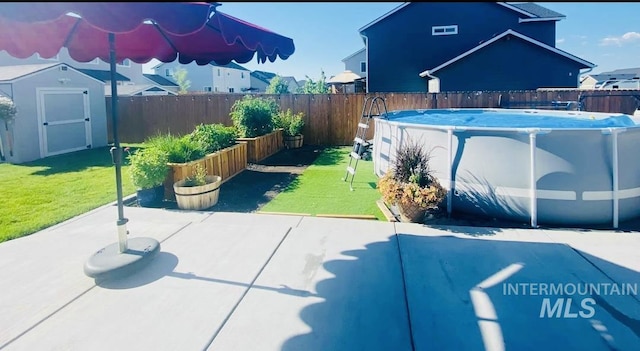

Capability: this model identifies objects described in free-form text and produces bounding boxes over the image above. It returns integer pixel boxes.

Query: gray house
[341,48,366,79]
[0,63,107,163]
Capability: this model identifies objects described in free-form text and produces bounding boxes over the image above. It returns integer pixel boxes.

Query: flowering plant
[378,138,446,212]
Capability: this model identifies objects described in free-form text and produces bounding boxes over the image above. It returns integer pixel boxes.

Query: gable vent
[59,66,68,71]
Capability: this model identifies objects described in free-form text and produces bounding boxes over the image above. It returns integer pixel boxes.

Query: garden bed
[163,142,247,201]
[237,129,284,163]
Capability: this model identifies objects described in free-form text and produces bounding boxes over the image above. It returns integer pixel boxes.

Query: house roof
[77,68,130,82]
[507,2,565,19]
[359,2,563,33]
[251,70,277,84]
[105,84,177,96]
[597,67,640,76]
[143,73,179,86]
[419,29,595,78]
[0,63,104,85]
[342,48,365,62]
[210,61,250,71]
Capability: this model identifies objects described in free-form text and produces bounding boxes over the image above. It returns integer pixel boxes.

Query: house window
[214,87,219,92]
[117,59,131,67]
[203,86,212,92]
[432,25,458,36]
[165,69,172,77]
[360,61,366,73]
[228,88,235,93]
[36,53,59,61]
[217,69,221,76]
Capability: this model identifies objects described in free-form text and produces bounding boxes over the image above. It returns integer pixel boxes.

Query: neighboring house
[358,2,595,93]
[0,48,148,85]
[249,71,300,93]
[250,70,277,92]
[580,68,640,89]
[341,48,366,79]
[154,61,251,93]
[143,74,180,93]
[76,69,175,96]
[0,63,107,163]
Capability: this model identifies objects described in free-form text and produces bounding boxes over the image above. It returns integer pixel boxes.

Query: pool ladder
[343,96,388,191]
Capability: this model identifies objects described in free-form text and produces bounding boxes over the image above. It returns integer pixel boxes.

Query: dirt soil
[126,145,325,212]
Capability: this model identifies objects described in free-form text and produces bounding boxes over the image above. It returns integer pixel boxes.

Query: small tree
[0,96,17,123]
[297,69,329,94]
[266,75,290,94]
[173,67,191,94]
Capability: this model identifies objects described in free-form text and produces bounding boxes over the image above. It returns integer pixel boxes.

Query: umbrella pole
[108,32,129,253]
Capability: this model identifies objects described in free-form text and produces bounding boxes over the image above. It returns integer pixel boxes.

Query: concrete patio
[1,202,639,351]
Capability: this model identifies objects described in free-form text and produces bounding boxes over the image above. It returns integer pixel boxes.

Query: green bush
[189,123,238,154]
[127,146,169,190]
[0,96,17,122]
[145,133,206,164]
[230,95,279,138]
[274,109,305,137]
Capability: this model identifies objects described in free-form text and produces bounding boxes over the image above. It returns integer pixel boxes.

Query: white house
[154,61,251,93]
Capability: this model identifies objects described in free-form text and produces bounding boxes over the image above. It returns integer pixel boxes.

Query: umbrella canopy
[0,2,295,65]
[0,2,295,267]
[327,70,362,84]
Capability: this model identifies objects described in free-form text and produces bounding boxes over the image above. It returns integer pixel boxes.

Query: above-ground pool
[373,108,640,228]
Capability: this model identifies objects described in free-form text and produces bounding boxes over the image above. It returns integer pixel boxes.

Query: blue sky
[143,2,640,81]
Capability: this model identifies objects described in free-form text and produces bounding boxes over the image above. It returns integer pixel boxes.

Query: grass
[0,146,137,243]
[260,146,386,220]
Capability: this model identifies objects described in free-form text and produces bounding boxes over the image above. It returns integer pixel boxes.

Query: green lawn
[0,146,137,243]
[260,146,385,220]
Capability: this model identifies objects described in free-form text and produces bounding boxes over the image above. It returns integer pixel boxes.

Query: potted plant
[378,138,447,223]
[127,146,169,207]
[173,163,222,210]
[274,108,305,149]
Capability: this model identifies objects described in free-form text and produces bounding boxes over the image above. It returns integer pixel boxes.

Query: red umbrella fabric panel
[0,2,295,65]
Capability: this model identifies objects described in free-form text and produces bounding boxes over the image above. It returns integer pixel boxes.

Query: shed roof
[105,84,177,96]
[0,63,103,84]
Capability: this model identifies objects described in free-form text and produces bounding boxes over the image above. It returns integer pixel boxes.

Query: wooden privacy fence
[106,90,640,146]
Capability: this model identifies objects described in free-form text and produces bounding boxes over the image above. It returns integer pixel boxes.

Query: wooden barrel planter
[283,134,304,149]
[173,175,222,211]
[237,129,284,163]
[164,142,247,201]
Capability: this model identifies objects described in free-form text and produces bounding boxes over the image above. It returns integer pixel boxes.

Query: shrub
[273,109,305,137]
[230,95,279,138]
[145,133,206,164]
[189,123,238,154]
[378,138,446,209]
[127,146,169,190]
[0,96,17,122]
[183,164,208,187]
[266,75,290,94]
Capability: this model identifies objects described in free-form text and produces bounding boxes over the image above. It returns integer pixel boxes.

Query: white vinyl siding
[432,25,458,36]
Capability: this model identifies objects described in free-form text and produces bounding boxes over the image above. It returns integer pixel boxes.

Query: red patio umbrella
[0,2,295,279]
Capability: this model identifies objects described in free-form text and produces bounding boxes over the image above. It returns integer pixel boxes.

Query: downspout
[360,33,369,94]
[420,70,440,93]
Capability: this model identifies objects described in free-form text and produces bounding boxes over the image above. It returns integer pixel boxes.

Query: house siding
[343,50,366,77]
[362,2,558,92]
[155,62,250,93]
[436,36,582,91]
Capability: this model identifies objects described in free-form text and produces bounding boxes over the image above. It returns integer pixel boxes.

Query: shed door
[37,88,92,157]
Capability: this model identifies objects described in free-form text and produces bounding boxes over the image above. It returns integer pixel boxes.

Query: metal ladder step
[346,166,355,175]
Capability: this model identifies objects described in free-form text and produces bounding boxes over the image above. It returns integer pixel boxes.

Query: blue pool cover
[387,109,637,128]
